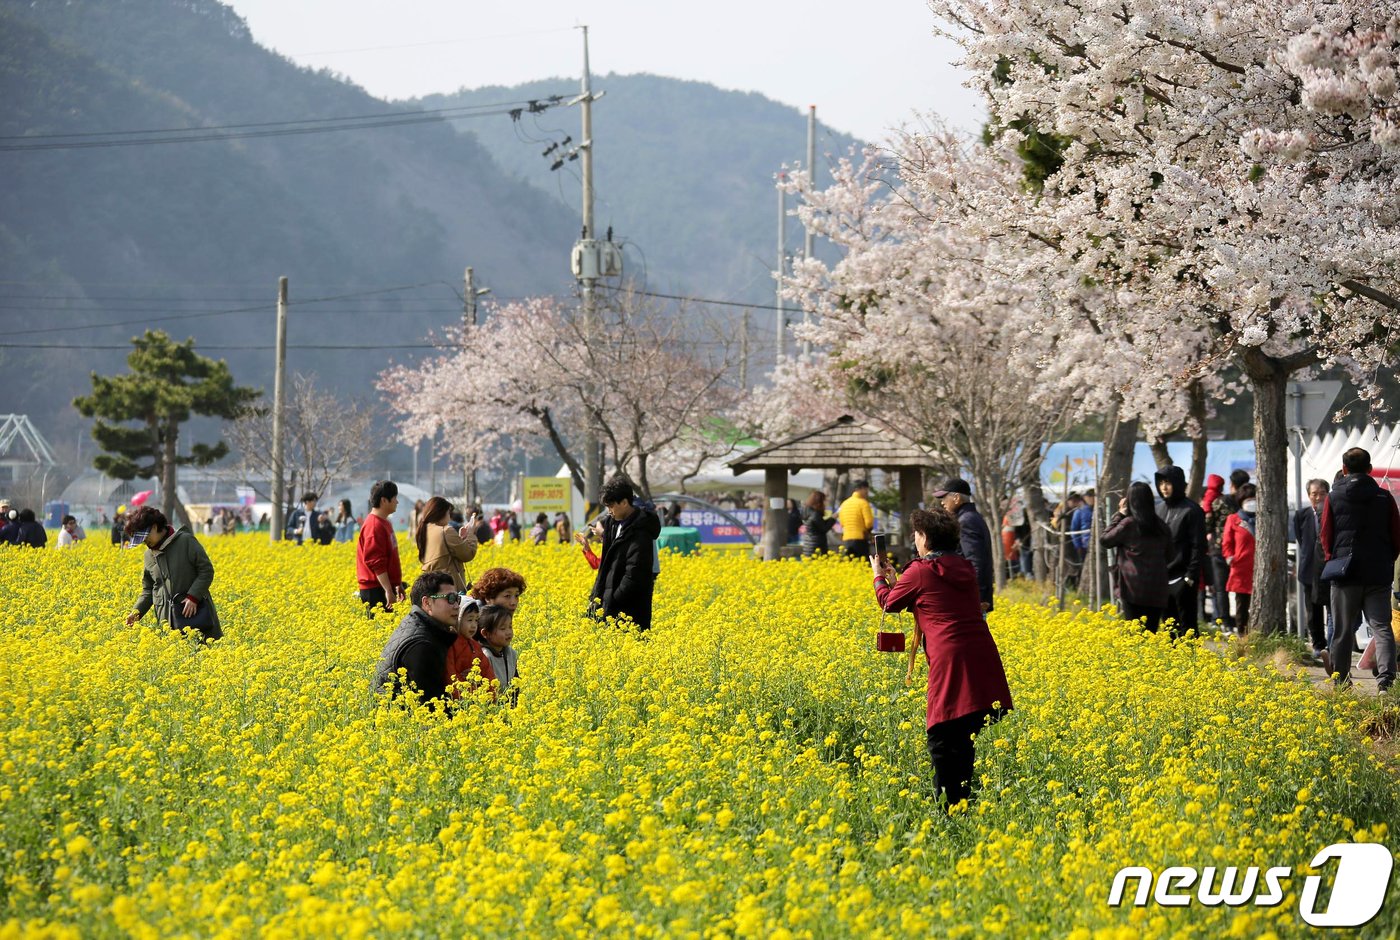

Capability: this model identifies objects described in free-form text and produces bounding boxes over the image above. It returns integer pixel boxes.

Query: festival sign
[522,477,572,518]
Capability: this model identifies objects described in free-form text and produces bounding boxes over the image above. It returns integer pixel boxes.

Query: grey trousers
[1329,583,1397,687]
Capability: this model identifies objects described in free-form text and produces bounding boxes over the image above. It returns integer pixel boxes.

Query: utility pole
[575,25,603,515]
[270,275,288,542]
[802,105,816,358]
[464,266,479,506]
[740,309,750,390]
[464,267,477,329]
[776,172,787,361]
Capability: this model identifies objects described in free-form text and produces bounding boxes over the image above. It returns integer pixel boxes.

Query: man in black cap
[934,478,995,611]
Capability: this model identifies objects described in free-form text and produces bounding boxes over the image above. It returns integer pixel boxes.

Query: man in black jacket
[589,476,662,630]
[1293,478,1331,663]
[935,478,995,612]
[1321,448,1400,691]
[1154,465,1206,637]
[372,571,463,705]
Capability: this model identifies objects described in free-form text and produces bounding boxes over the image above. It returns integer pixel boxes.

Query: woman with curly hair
[470,566,526,613]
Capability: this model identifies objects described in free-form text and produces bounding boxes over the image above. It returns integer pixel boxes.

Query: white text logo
[1108,843,1393,928]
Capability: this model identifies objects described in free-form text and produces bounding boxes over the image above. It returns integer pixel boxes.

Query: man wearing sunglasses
[372,571,465,706]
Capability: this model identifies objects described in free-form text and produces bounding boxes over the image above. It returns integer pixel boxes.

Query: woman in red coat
[873,507,1013,810]
[1220,483,1258,634]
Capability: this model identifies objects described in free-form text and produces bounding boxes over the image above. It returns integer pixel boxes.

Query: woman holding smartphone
[872,507,1013,811]
[416,496,480,592]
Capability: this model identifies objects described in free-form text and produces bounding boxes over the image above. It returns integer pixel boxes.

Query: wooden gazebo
[727,415,936,560]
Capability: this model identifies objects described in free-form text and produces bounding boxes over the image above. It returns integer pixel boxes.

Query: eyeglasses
[426,592,464,606]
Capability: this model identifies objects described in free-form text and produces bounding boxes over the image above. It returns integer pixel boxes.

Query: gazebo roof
[727,415,936,473]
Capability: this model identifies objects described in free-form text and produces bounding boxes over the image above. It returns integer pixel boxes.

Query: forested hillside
[0,0,574,446]
[0,0,864,464]
[420,75,863,303]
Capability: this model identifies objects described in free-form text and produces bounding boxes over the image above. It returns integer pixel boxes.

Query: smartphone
[873,533,889,567]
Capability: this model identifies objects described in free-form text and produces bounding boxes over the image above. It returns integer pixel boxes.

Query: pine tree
[74,330,259,524]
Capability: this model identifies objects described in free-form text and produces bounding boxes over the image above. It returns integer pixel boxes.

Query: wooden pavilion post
[762,467,788,561]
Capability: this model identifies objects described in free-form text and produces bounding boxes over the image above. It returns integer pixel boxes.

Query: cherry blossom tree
[227,373,375,517]
[926,0,1400,629]
[378,289,744,501]
[771,143,1092,584]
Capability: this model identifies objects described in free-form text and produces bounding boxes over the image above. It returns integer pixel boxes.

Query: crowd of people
[361,475,660,710]
[0,497,79,548]
[9,449,1391,813]
[1086,448,1399,692]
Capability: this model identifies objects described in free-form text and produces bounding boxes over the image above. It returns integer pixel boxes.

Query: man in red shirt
[356,480,404,614]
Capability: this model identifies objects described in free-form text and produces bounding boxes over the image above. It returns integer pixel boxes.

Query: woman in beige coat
[415,496,479,591]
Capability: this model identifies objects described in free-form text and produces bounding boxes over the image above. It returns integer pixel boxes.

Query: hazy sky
[225,1,985,142]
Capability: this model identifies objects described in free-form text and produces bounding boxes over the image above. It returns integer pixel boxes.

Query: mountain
[0,0,576,452]
[418,75,863,303]
[0,0,863,478]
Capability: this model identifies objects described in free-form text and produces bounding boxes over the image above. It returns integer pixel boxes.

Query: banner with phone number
[678,508,763,544]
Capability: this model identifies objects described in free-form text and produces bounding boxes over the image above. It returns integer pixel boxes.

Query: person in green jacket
[123,506,223,640]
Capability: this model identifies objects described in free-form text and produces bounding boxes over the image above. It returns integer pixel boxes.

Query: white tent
[1292,424,1400,506]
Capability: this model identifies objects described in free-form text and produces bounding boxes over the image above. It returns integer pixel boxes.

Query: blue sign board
[679,508,763,544]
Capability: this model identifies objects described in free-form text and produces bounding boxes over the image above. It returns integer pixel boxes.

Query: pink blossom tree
[378,290,744,501]
[925,0,1400,628]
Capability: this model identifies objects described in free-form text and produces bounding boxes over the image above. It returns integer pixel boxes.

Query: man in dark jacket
[589,475,662,630]
[8,508,47,548]
[286,493,330,545]
[935,478,995,611]
[1320,448,1400,691]
[372,571,463,705]
[1154,464,1206,637]
[1293,478,1331,663]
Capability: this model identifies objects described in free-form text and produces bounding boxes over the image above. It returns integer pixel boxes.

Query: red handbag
[875,608,906,652]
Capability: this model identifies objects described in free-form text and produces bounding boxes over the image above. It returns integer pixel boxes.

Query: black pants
[1231,592,1251,634]
[595,576,657,632]
[842,539,870,559]
[1301,582,1329,650]
[926,708,1004,810]
[1208,555,1234,629]
[359,586,396,616]
[1120,600,1164,633]
[1164,579,1197,638]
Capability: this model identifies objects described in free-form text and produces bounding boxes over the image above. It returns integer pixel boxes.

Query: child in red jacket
[445,598,496,699]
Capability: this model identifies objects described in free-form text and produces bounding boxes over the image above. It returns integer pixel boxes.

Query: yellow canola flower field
[1,535,1396,938]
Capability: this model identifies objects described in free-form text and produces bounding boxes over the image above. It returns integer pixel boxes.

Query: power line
[0,342,454,352]
[0,97,562,141]
[622,288,788,313]
[0,97,566,152]
[2,282,446,335]
[0,293,467,303]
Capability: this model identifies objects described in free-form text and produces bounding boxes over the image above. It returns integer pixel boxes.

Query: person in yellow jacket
[838,479,876,558]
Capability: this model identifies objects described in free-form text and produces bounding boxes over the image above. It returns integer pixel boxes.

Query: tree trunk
[1187,381,1209,501]
[161,418,181,524]
[533,406,586,496]
[1026,481,1049,582]
[1149,440,1173,470]
[1243,350,1291,635]
[974,479,1006,591]
[1098,402,1139,601]
[636,451,651,501]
